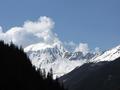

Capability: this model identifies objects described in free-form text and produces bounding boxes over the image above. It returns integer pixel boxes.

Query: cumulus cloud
[75,43,89,55]
[0,16,59,47]
[64,41,91,54]
[24,16,54,34]
[0,16,99,54]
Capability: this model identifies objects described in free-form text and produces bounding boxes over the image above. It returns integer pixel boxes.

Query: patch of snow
[91,45,120,62]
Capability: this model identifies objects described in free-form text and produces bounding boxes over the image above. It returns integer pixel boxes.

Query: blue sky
[0,0,120,50]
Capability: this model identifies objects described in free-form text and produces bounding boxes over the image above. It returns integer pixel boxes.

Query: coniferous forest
[0,41,65,90]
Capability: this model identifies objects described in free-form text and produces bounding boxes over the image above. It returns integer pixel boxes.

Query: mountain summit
[24,42,120,78]
[91,45,120,62]
[24,42,95,78]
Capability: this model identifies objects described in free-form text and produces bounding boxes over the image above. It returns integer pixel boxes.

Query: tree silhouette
[0,41,65,90]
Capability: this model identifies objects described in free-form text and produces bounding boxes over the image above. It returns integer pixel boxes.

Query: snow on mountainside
[24,42,66,67]
[91,45,120,62]
[24,42,94,78]
[24,40,120,78]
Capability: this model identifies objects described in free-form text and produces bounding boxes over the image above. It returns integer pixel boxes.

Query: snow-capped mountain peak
[24,42,95,78]
[24,42,66,66]
[91,45,120,62]
[24,43,53,52]
[24,39,120,78]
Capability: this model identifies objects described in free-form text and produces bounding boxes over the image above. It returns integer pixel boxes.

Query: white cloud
[0,16,59,48]
[64,41,91,54]
[24,16,54,34]
[0,16,99,54]
[75,43,89,55]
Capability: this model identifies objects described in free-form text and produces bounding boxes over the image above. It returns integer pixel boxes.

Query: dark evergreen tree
[0,41,66,90]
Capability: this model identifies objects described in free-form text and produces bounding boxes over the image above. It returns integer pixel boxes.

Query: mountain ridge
[24,42,95,78]
[24,42,120,78]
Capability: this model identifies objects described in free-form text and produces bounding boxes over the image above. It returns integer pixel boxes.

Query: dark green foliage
[0,41,65,90]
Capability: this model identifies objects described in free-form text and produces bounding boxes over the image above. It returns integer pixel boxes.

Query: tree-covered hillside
[0,41,65,90]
